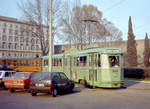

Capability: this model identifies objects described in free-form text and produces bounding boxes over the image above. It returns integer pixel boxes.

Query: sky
[0,0,150,41]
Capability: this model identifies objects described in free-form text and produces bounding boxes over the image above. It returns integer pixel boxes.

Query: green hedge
[124,68,144,79]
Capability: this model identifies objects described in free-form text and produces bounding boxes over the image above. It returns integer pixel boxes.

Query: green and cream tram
[42,47,124,88]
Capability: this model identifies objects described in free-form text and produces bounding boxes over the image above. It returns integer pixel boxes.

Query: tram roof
[78,47,123,54]
[42,47,123,59]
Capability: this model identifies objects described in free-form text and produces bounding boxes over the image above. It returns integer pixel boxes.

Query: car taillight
[48,81,52,87]
[29,82,33,87]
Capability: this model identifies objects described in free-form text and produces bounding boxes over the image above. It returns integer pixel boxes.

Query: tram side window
[109,56,120,67]
[98,54,101,67]
[80,56,87,66]
[44,60,48,66]
[74,57,80,66]
[52,58,62,66]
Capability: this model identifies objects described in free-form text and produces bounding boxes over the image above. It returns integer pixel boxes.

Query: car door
[59,72,70,90]
[51,72,61,88]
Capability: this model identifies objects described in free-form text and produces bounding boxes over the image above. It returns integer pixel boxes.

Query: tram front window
[109,56,120,67]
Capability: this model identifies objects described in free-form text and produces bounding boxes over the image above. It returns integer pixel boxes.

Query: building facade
[0,16,48,58]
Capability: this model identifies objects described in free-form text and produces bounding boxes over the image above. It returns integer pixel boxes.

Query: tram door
[89,53,98,86]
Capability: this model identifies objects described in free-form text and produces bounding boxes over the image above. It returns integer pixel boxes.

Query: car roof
[0,70,15,72]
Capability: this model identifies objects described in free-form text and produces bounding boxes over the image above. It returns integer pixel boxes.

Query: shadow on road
[124,80,139,88]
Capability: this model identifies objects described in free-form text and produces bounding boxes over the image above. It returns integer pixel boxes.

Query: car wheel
[69,83,74,92]
[9,88,15,93]
[52,88,57,97]
[31,92,37,96]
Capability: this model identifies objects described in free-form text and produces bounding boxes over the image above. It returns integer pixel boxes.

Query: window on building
[10,24,13,28]
[2,52,5,56]
[8,36,13,42]
[14,53,17,57]
[3,29,6,33]
[8,43,11,49]
[20,37,24,42]
[2,35,7,41]
[26,44,30,50]
[31,38,35,44]
[8,53,11,57]
[14,43,18,49]
[31,45,34,50]
[26,38,29,44]
[36,39,39,44]
[3,23,7,28]
[20,53,22,57]
[2,42,7,49]
[20,44,24,50]
[36,45,39,50]
[15,30,18,35]
[20,31,24,36]
[9,29,12,34]
[15,36,18,42]
[15,25,18,28]
[26,31,29,36]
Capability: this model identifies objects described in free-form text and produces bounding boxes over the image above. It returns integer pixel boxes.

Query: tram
[42,47,124,88]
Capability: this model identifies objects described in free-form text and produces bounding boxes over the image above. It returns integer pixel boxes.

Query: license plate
[36,84,44,87]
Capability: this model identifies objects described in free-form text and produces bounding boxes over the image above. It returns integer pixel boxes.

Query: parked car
[0,70,16,89]
[29,72,75,97]
[4,72,34,92]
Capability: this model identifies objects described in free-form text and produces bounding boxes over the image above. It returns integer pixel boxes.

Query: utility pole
[48,0,52,72]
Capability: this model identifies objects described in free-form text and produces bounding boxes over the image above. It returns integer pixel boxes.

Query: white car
[0,70,16,89]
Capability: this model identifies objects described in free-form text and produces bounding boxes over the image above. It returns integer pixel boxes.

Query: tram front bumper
[100,81,124,88]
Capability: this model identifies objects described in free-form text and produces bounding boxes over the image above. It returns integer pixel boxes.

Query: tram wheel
[80,80,87,87]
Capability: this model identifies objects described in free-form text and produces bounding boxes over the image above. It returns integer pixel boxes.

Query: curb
[125,79,150,84]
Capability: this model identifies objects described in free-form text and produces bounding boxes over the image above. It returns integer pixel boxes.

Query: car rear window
[41,72,50,80]
[13,72,29,78]
[31,72,50,81]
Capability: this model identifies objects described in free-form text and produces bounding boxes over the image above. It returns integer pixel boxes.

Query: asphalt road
[0,80,150,109]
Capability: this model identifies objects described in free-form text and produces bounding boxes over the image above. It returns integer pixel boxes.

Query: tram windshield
[109,56,120,67]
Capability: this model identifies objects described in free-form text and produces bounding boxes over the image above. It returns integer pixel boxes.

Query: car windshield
[13,72,29,78]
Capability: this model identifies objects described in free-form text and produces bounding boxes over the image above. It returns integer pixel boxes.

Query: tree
[61,4,122,49]
[18,0,64,56]
[127,16,137,67]
[144,33,149,67]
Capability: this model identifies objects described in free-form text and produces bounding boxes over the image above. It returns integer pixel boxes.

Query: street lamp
[48,0,52,72]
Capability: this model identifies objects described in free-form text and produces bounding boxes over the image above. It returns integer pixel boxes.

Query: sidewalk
[124,80,150,90]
